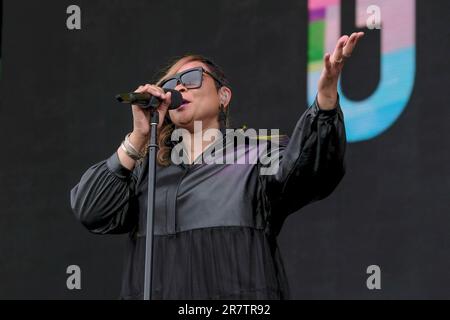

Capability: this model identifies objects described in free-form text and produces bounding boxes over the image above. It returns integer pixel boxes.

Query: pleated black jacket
[70,96,346,299]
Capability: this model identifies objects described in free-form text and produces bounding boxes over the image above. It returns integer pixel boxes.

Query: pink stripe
[355,0,415,52]
[309,0,340,10]
[325,4,341,54]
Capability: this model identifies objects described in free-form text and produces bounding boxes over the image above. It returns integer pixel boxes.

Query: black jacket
[70,97,346,299]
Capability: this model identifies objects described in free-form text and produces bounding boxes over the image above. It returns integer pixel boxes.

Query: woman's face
[167,61,222,132]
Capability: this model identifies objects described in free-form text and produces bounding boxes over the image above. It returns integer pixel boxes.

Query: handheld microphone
[115,88,183,109]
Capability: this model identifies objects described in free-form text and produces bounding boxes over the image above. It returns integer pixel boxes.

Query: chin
[173,118,195,131]
[174,112,195,125]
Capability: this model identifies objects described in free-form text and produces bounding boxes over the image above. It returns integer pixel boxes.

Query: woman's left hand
[317,32,365,110]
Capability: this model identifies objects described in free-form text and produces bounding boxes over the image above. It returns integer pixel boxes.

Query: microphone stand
[144,109,159,300]
[116,89,181,300]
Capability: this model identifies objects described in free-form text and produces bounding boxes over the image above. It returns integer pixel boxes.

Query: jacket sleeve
[70,152,140,235]
[259,94,346,228]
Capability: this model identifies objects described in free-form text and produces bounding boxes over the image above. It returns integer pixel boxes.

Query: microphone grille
[165,89,183,109]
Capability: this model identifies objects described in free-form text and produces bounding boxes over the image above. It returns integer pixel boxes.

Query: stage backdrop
[1,0,450,299]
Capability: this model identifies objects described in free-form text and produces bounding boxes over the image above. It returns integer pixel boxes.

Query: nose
[175,81,188,92]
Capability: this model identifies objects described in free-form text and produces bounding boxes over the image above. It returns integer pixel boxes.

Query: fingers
[331,35,349,64]
[330,32,365,66]
[321,32,365,88]
[134,85,146,93]
[139,84,165,97]
[159,91,172,111]
[135,84,172,106]
[343,32,365,58]
[324,53,332,73]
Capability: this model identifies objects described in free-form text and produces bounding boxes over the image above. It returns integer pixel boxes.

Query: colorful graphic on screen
[308,0,416,142]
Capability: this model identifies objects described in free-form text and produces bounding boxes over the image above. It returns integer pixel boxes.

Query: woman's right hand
[117,84,172,170]
[129,84,172,151]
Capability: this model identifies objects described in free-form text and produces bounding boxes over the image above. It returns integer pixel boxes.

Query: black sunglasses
[160,67,224,90]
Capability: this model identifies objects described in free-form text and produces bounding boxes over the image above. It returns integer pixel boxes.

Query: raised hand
[317,32,365,110]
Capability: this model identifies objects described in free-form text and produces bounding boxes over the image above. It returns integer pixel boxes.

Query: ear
[219,86,232,109]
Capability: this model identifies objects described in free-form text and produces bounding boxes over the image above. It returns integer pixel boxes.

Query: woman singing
[70,32,364,299]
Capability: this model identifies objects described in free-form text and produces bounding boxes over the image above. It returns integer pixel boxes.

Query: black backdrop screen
[1,0,449,299]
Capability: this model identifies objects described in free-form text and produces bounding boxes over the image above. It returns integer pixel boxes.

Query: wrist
[317,91,338,110]
[119,132,148,163]
[129,131,149,153]
[117,146,136,171]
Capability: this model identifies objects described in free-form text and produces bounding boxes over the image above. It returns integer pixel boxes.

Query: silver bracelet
[121,133,147,161]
